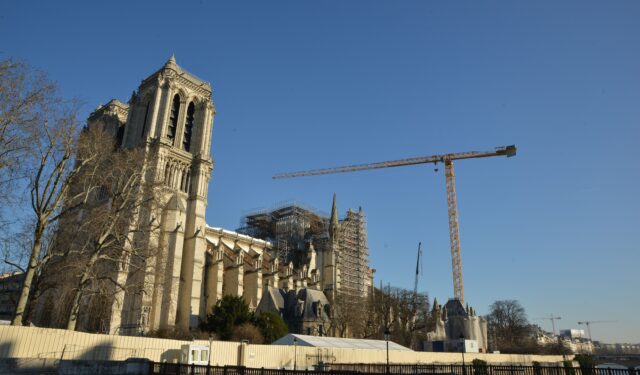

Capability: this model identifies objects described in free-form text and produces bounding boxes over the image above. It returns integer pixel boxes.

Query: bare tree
[382,287,429,348]
[328,285,429,349]
[0,59,55,199]
[486,299,535,353]
[329,293,369,338]
[0,59,57,279]
[10,94,101,325]
[58,129,161,331]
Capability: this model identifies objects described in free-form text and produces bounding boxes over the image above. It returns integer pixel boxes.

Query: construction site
[238,199,373,299]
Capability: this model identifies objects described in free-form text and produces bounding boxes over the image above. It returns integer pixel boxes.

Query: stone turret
[329,193,339,242]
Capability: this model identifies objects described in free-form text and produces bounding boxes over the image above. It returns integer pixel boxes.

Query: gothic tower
[108,56,215,333]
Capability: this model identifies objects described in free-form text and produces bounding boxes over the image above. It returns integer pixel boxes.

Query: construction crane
[273,145,517,304]
[535,315,562,335]
[577,320,617,341]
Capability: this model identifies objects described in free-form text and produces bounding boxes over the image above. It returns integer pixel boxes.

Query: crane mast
[445,161,464,302]
[273,145,516,304]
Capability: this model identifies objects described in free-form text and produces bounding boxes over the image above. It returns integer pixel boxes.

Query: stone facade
[32,58,370,336]
[33,57,217,334]
[425,298,489,353]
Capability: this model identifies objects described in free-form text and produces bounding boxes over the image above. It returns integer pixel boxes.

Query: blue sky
[2,1,638,343]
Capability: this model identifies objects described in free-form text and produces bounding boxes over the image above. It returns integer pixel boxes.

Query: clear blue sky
[2,1,638,343]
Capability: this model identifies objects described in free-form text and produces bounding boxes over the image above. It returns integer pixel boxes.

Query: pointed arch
[185,170,192,195]
[167,94,180,143]
[141,100,151,139]
[183,102,195,152]
[164,161,170,185]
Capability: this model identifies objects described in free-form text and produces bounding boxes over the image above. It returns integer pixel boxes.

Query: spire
[166,53,177,67]
[329,193,339,241]
[433,297,438,310]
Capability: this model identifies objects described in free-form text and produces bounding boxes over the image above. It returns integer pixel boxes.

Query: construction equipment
[535,315,562,335]
[577,320,617,341]
[273,145,517,304]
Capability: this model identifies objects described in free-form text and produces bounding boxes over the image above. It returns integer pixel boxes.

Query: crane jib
[272,145,516,179]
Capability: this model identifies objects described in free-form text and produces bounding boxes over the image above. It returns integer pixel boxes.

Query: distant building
[0,272,24,321]
[424,298,488,353]
[562,338,594,354]
[560,329,585,339]
[595,342,640,355]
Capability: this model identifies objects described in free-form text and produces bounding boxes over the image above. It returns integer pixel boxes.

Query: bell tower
[119,55,215,332]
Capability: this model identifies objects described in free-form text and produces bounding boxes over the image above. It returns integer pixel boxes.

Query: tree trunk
[66,286,83,331]
[66,251,98,331]
[11,223,44,325]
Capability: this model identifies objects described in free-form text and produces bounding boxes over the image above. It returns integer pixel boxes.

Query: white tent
[273,334,413,351]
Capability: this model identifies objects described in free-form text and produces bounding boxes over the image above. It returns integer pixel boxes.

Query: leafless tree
[0,58,57,279]
[0,59,55,204]
[329,293,369,338]
[380,286,429,348]
[486,299,535,353]
[9,83,99,325]
[56,128,161,331]
[328,285,429,349]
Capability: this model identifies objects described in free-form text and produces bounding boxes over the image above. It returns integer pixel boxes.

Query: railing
[330,364,639,375]
[148,364,640,375]
[148,364,358,375]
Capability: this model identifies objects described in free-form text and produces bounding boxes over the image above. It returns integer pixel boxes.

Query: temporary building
[272,334,413,351]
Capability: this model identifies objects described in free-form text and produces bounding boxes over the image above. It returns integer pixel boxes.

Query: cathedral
[33,58,372,336]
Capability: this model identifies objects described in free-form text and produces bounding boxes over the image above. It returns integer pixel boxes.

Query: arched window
[141,101,151,139]
[183,102,195,152]
[167,94,180,143]
[164,162,170,185]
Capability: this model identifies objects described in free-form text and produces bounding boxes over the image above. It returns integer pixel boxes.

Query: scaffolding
[238,204,328,268]
[238,202,371,299]
[337,208,370,298]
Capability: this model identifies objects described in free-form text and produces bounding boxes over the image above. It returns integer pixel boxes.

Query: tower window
[167,94,180,143]
[183,102,195,152]
[141,101,150,139]
[116,124,125,147]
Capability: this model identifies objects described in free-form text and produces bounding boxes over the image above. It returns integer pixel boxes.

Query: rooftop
[273,334,413,351]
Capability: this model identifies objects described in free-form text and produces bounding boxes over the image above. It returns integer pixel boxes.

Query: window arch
[141,101,151,139]
[183,102,195,152]
[167,94,180,143]
[164,162,170,185]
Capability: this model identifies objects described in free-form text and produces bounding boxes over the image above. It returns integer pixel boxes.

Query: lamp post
[208,333,214,368]
[459,334,466,375]
[384,327,391,374]
[293,337,298,371]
